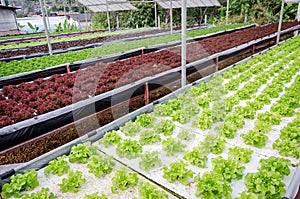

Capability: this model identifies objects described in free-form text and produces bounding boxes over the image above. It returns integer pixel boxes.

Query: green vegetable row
[0,23,247,77]
[0,28,150,50]
[95,35,300,198]
[2,142,171,199]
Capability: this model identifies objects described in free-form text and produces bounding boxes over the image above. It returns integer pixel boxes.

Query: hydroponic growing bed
[0,23,248,76]
[0,27,180,59]
[0,21,299,152]
[1,147,176,199]
[0,22,297,77]
[1,22,299,128]
[1,34,299,199]
[94,35,300,198]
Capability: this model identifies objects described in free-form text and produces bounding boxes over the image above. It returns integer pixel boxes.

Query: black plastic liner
[0,24,255,88]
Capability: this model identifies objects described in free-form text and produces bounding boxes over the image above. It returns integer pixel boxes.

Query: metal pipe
[226,0,229,25]
[277,0,285,44]
[63,0,67,19]
[215,57,219,72]
[43,0,51,31]
[106,0,111,31]
[84,6,88,30]
[158,15,161,29]
[295,2,300,36]
[170,0,173,34]
[144,82,149,105]
[181,0,186,87]
[154,1,157,28]
[39,0,52,55]
[298,2,300,21]
[116,14,119,29]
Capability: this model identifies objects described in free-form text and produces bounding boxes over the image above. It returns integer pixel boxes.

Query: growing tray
[0,24,255,88]
[1,36,299,198]
[0,24,299,151]
[0,25,214,60]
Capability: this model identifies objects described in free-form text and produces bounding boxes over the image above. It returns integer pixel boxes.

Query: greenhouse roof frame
[77,0,137,12]
[78,0,137,31]
[155,0,221,9]
[285,0,300,3]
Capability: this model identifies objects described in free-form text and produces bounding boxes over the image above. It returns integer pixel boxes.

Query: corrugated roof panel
[171,1,181,8]
[209,0,221,6]
[200,0,213,7]
[155,0,220,8]
[78,0,137,12]
[285,0,300,3]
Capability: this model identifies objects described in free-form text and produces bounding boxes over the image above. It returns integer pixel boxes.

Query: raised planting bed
[0,34,279,164]
[92,35,300,199]
[0,24,202,44]
[0,28,108,43]
[0,28,138,45]
[0,25,214,59]
[1,36,300,198]
[0,28,175,59]
[0,24,253,87]
[0,146,176,199]
[0,23,254,77]
[0,25,207,49]
[0,22,299,151]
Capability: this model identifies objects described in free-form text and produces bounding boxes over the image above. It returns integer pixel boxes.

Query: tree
[126,2,156,28]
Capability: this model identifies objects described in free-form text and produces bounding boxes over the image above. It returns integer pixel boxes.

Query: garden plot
[2,147,175,199]
[95,36,300,198]
[2,35,300,199]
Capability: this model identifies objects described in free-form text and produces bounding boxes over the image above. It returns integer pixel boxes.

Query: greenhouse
[0,0,300,198]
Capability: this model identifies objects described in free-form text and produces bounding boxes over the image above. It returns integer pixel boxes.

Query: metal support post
[181,0,187,87]
[144,82,149,105]
[66,64,70,73]
[215,57,219,72]
[154,1,157,28]
[39,0,52,55]
[226,0,229,25]
[170,0,173,34]
[63,0,67,19]
[43,0,51,31]
[277,0,285,44]
[106,0,111,31]
[84,6,88,30]
[252,44,255,54]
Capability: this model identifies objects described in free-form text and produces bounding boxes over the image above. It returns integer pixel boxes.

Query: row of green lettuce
[0,27,147,41]
[0,28,151,50]
[0,24,247,77]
